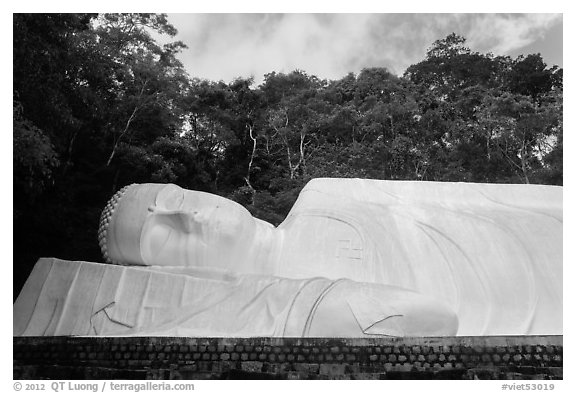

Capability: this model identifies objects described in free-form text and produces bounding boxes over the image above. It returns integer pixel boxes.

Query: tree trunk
[520,140,530,184]
[298,131,306,178]
[244,124,257,202]
[106,80,148,166]
[106,105,140,166]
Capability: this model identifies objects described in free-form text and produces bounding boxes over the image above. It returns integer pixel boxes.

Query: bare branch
[245,124,257,192]
[106,79,149,166]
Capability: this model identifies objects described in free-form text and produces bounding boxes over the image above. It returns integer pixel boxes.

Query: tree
[261,71,328,180]
[13,100,59,209]
[13,13,190,298]
[13,14,97,169]
[472,90,561,184]
[404,33,503,101]
[506,53,562,102]
[91,14,189,166]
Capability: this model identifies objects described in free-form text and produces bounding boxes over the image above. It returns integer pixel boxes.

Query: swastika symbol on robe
[335,239,362,261]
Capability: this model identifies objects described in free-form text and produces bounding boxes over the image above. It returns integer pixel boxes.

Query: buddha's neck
[238,218,283,276]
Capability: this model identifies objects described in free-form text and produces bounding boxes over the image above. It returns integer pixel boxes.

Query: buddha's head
[98,183,258,268]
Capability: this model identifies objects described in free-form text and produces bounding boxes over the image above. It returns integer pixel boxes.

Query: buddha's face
[101,184,257,268]
[141,184,257,268]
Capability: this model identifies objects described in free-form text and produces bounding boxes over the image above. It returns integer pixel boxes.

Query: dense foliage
[13,16,563,297]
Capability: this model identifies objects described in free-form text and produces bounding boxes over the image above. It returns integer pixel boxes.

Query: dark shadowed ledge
[13,335,562,380]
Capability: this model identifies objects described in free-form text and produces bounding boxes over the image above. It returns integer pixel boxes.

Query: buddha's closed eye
[155,184,185,210]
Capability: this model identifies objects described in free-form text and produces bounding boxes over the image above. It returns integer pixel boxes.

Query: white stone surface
[14,179,562,337]
[13,258,457,337]
[277,179,562,336]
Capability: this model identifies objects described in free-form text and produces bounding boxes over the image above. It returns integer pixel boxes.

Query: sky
[157,13,563,85]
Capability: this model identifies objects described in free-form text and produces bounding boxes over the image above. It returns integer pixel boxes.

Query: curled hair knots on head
[98,184,135,264]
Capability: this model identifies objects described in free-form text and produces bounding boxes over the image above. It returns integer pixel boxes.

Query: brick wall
[13,336,562,380]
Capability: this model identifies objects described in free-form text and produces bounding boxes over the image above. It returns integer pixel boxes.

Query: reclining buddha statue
[14,179,562,337]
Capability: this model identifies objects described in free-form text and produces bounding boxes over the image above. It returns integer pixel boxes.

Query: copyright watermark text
[502,384,555,391]
[13,382,194,392]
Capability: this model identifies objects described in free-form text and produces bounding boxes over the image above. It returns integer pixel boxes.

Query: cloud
[162,13,562,84]
[464,14,561,54]
[169,14,378,83]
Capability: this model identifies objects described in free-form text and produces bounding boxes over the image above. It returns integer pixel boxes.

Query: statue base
[14,335,562,380]
[14,258,460,338]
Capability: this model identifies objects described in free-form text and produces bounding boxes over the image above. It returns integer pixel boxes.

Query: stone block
[241,361,263,373]
[293,363,320,374]
[319,363,346,376]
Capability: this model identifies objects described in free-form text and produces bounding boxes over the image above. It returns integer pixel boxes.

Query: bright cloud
[160,13,562,84]
[465,14,561,53]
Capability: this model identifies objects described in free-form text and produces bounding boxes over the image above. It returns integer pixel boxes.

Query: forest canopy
[13,14,563,297]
